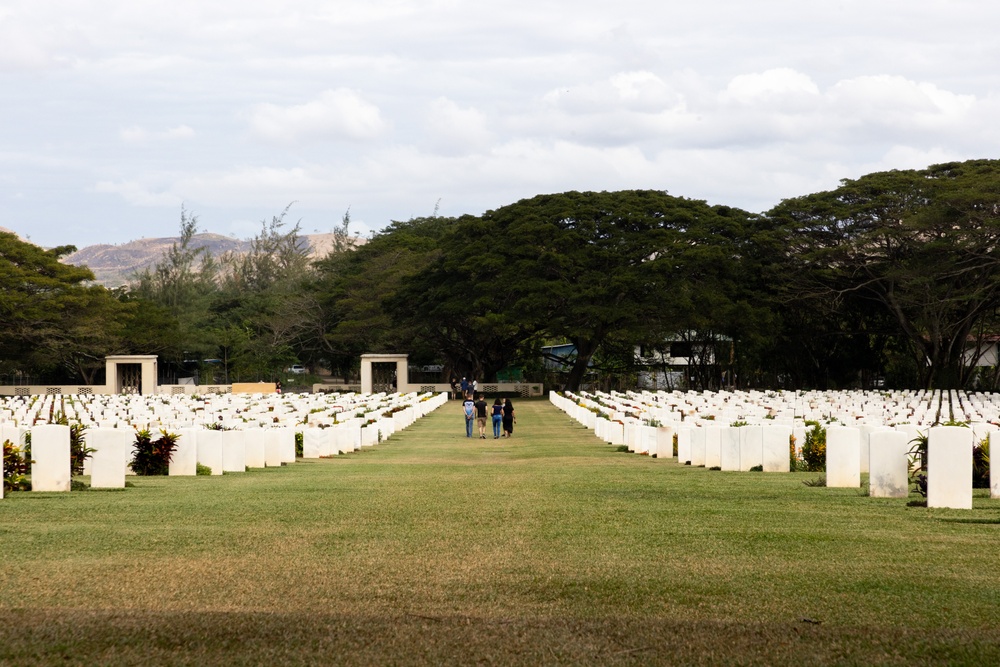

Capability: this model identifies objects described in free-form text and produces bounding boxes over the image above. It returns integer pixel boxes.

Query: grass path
[1,399,999,665]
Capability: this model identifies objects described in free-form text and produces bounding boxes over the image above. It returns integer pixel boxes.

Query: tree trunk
[564,338,601,392]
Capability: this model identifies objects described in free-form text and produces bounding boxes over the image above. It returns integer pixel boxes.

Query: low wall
[231,382,278,394]
[0,385,110,397]
[313,382,544,397]
[0,382,544,398]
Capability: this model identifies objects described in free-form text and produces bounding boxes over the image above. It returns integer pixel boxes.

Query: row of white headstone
[0,390,432,431]
[550,390,1000,510]
[0,392,449,498]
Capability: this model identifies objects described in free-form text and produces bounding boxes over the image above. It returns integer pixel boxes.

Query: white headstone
[739,426,763,471]
[222,430,246,472]
[689,427,706,466]
[826,426,861,488]
[281,428,297,463]
[761,425,792,472]
[89,428,128,488]
[244,429,266,468]
[927,426,973,510]
[720,427,740,471]
[169,428,199,476]
[704,425,722,468]
[30,424,71,492]
[676,428,692,464]
[302,428,324,458]
[991,432,1000,499]
[655,426,674,459]
[263,429,283,466]
[197,429,224,475]
[868,430,909,498]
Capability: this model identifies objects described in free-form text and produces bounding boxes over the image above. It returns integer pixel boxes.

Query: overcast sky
[2,1,999,248]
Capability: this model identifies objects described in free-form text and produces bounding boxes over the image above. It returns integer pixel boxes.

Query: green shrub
[69,423,94,477]
[295,432,304,457]
[129,429,179,476]
[3,438,32,492]
[908,431,929,497]
[973,436,990,489]
[801,422,826,472]
[749,464,763,472]
[196,463,212,476]
[789,434,804,472]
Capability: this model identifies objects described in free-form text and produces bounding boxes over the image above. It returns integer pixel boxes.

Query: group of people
[462,392,515,440]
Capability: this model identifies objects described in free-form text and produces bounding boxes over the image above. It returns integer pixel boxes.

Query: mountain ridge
[61,231,365,287]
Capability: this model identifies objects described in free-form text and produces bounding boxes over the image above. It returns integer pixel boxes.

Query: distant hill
[62,232,366,287]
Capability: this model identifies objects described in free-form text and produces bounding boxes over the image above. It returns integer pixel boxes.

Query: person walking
[502,398,516,438]
[460,377,469,397]
[462,393,476,437]
[474,393,489,439]
[491,398,504,439]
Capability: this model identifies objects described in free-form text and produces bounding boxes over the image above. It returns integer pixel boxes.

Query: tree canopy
[8,158,1000,391]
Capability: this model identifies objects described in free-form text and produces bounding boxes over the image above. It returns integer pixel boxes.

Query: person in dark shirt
[474,394,489,439]
[502,398,515,438]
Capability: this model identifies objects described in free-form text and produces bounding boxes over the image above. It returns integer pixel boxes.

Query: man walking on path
[474,393,489,439]
[462,393,476,437]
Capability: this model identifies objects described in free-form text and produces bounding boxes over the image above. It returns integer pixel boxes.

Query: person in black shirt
[502,398,515,438]
[474,394,489,439]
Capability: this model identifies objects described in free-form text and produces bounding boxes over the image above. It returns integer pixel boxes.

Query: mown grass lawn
[1,399,999,665]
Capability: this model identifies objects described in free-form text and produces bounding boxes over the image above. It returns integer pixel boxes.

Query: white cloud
[424,98,493,155]
[247,89,387,143]
[120,125,195,144]
[723,68,820,104]
[6,1,1000,248]
[93,180,181,207]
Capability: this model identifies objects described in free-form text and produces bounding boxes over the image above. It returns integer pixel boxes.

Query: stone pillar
[360,354,409,394]
[826,426,861,488]
[928,425,972,509]
[30,424,71,492]
[868,430,909,498]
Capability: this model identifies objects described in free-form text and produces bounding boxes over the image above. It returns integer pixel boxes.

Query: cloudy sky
[2,1,999,248]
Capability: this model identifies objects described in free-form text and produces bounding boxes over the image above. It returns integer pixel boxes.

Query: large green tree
[474,190,761,390]
[0,231,131,383]
[770,159,1000,389]
[313,216,455,378]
